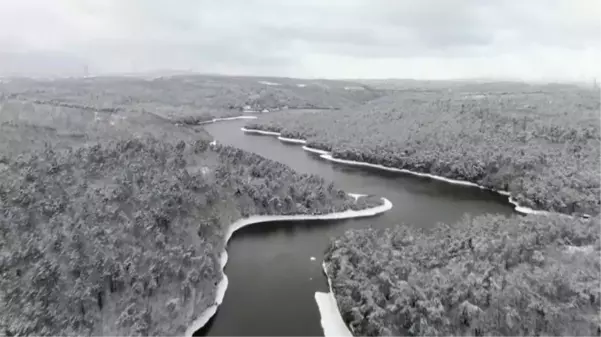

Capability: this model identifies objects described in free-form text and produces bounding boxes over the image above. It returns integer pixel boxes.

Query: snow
[258,80,281,86]
[212,116,258,122]
[184,274,228,336]
[314,292,352,337]
[320,154,486,189]
[241,128,308,145]
[239,128,329,152]
[241,127,281,136]
[314,262,353,337]
[199,115,258,125]
[186,196,392,336]
[209,140,217,146]
[508,197,550,216]
[565,245,594,254]
[347,193,367,201]
[297,83,307,88]
[277,136,307,144]
[302,146,330,155]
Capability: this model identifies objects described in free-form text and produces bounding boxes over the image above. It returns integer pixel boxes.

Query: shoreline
[197,115,258,125]
[314,262,353,337]
[185,196,393,336]
[241,127,583,218]
[278,136,308,144]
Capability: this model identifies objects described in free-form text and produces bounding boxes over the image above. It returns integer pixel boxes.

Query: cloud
[0,0,599,81]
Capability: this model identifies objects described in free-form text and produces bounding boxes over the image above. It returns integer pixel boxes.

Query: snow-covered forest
[0,78,381,336]
[324,213,600,336]
[0,75,381,124]
[246,85,600,217]
[1,75,599,337]
[243,82,601,336]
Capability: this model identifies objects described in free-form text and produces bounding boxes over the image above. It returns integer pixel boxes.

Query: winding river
[195,118,515,336]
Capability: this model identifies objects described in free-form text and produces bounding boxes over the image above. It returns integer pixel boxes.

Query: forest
[0,75,381,125]
[324,213,600,336]
[1,76,598,337]
[245,85,600,217]
[0,87,379,335]
[243,82,601,336]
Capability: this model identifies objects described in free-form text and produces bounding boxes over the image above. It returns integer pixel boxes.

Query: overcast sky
[0,0,599,81]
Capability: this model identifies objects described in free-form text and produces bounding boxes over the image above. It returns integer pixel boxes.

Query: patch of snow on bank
[277,136,307,144]
[297,83,307,87]
[302,146,330,155]
[508,197,550,216]
[315,262,353,337]
[320,154,485,189]
[348,193,367,201]
[186,197,392,336]
[241,127,281,136]
[258,80,281,86]
[315,292,352,337]
[199,115,258,125]
[213,116,257,122]
[565,245,594,254]
[184,273,228,336]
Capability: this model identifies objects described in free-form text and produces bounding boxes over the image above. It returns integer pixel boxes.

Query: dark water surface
[196,119,515,336]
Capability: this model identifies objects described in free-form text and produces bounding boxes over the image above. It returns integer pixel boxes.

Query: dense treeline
[0,98,205,157]
[0,136,374,336]
[0,75,382,124]
[246,85,601,216]
[324,214,600,336]
[0,91,379,336]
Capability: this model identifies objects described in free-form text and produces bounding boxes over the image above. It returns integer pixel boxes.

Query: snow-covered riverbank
[198,115,258,125]
[315,262,353,337]
[240,127,579,218]
[185,196,393,336]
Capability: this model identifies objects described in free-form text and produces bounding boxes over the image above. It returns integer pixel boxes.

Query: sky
[0,0,599,81]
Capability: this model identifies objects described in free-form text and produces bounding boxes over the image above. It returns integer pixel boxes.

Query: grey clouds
[0,0,599,81]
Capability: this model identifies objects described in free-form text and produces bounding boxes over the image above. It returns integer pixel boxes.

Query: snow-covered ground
[302,146,330,155]
[199,115,257,125]
[277,136,307,144]
[565,245,595,254]
[241,127,281,136]
[258,80,281,86]
[315,262,353,337]
[212,116,258,122]
[507,197,551,216]
[347,193,367,201]
[320,154,486,189]
[185,196,393,336]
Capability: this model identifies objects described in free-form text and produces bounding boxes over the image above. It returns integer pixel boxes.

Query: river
[195,118,515,336]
